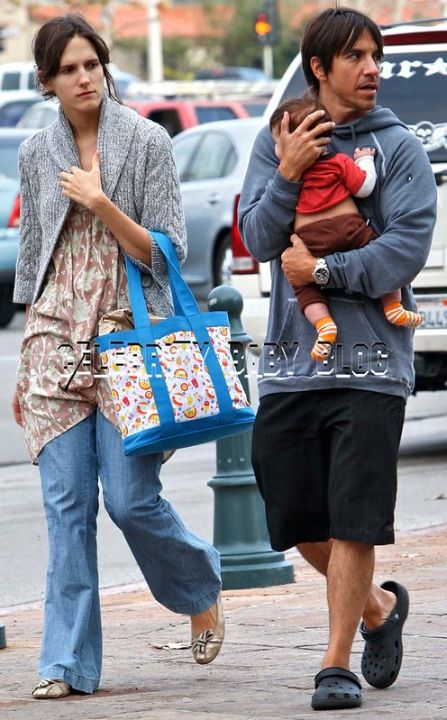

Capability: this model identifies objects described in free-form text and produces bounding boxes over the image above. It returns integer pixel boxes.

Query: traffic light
[254,12,272,44]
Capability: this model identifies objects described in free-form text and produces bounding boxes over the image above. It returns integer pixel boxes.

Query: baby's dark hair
[269,94,332,135]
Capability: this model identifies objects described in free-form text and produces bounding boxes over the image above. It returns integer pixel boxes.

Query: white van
[233,19,447,391]
[0,62,36,92]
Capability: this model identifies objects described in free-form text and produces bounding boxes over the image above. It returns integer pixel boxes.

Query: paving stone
[0,527,446,719]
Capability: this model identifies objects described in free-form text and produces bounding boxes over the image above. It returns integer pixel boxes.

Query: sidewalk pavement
[1,527,446,720]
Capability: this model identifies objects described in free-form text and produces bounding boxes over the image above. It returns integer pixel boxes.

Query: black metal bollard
[207,285,295,589]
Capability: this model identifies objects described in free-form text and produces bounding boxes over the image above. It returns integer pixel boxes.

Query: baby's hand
[354,146,376,159]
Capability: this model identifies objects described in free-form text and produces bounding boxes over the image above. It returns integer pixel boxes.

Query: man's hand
[281,233,317,286]
[59,150,104,211]
[277,110,335,182]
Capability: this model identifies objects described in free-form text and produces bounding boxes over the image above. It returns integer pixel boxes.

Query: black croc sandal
[311,667,362,711]
[360,580,409,689]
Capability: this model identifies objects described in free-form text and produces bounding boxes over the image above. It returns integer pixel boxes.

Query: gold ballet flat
[191,592,225,665]
[32,678,72,699]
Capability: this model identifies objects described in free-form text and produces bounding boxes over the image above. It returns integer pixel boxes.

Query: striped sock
[311,316,337,361]
[384,302,423,328]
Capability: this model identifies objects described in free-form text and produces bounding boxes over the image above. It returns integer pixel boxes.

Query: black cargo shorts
[252,389,406,551]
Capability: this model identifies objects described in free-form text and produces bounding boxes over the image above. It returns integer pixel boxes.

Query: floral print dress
[16,205,129,463]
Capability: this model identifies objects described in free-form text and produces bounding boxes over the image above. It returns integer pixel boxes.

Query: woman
[12,13,224,700]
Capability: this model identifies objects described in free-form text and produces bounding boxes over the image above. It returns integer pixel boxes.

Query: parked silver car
[0,128,37,326]
[172,116,263,300]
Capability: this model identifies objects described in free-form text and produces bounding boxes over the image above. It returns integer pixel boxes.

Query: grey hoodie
[238,106,437,399]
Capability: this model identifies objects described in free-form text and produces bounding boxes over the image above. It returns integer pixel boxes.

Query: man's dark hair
[269,94,332,135]
[301,7,383,94]
[33,13,120,102]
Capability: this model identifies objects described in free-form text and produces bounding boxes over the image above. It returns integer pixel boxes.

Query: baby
[270,96,422,360]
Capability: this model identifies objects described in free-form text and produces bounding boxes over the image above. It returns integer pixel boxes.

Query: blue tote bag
[96,231,255,456]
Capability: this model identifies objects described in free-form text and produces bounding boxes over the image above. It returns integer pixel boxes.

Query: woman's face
[45,35,104,115]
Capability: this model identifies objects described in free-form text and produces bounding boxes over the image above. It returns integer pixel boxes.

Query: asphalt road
[0,312,446,609]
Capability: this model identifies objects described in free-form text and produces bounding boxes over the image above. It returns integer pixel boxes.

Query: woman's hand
[12,389,23,427]
[277,110,335,182]
[281,233,317,286]
[60,150,104,210]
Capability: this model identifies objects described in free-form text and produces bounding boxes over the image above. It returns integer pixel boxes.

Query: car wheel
[214,233,233,287]
[0,285,16,328]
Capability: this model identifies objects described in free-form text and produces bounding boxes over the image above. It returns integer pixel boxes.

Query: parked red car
[125,99,251,136]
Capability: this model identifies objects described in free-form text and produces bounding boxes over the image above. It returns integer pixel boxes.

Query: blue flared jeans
[37,410,221,693]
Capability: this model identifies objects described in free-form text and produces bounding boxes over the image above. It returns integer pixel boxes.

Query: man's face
[315,30,382,124]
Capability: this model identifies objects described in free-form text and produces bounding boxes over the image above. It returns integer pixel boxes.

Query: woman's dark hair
[301,7,383,94]
[33,13,120,102]
[269,94,332,135]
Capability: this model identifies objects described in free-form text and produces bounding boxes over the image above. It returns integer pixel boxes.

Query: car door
[173,128,238,299]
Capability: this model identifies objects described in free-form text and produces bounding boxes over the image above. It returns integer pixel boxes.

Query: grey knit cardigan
[13,94,187,318]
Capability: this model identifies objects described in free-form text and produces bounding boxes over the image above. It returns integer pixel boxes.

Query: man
[238,7,437,712]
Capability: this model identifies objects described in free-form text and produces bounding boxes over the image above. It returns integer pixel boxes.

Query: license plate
[417,299,447,329]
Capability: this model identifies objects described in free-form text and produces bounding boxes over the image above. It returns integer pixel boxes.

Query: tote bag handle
[126,231,200,327]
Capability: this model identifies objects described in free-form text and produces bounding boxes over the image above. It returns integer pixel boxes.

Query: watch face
[314,262,329,284]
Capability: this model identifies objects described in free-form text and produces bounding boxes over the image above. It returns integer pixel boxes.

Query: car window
[27,71,36,90]
[40,106,58,126]
[221,141,238,175]
[379,49,447,162]
[195,67,266,81]
[0,143,21,179]
[172,134,202,180]
[242,101,268,117]
[0,101,36,127]
[1,72,21,91]
[147,109,183,137]
[17,104,41,128]
[18,104,58,129]
[195,106,238,124]
[16,105,39,128]
[180,132,237,182]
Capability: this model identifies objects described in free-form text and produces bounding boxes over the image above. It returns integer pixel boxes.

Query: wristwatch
[312,257,330,286]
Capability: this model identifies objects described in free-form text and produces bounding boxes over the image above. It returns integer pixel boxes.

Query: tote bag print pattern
[101,327,248,431]
[96,231,255,455]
